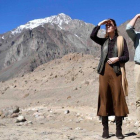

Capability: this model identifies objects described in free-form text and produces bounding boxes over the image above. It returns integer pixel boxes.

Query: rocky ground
[0,53,139,140]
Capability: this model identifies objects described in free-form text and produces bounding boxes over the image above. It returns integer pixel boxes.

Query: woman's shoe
[102,116,109,139]
[115,116,124,139]
[102,129,109,139]
[116,130,124,139]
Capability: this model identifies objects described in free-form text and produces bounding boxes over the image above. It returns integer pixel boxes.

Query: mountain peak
[57,13,72,23]
[11,13,72,35]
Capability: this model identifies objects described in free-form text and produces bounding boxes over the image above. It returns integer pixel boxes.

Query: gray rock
[16,115,26,123]
[13,106,20,113]
[64,110,70,114]
[1,106,20,118]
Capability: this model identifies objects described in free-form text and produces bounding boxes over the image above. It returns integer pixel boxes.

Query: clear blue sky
[0,0,140,34]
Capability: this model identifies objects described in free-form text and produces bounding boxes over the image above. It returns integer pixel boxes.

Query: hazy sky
[0,0,140,33]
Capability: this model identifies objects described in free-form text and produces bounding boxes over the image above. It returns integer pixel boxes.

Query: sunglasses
[105,24,113,28]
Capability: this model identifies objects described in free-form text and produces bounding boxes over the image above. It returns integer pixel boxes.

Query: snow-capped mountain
[0,13,134,82]
[11,13,72,35]
[0,13,104,81]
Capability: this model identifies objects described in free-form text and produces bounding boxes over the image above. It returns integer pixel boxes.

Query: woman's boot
[115,116,124,139]
[102,116,109,139]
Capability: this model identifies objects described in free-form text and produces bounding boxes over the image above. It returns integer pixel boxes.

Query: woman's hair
[105,18,119,38]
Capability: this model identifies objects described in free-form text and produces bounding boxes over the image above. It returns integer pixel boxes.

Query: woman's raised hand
[98,19,111,26]
[136,14,140,18]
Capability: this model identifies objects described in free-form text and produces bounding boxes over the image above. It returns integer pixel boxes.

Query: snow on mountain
[11,13,72,35]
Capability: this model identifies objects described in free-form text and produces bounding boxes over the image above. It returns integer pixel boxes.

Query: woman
[90,19,129,139]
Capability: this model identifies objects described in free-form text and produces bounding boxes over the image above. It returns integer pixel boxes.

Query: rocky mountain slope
[0,13,139,81]
[0,13,104,81]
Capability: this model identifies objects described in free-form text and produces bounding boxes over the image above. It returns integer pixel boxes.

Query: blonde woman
[90,19,129,139]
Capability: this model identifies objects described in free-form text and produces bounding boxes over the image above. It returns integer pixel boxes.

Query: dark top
[90,25,129,63]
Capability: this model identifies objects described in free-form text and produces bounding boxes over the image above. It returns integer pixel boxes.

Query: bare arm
[128,14,140,27]
[125,14,140,42]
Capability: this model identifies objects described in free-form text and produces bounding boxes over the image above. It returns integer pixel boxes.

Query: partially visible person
[90,19,129,139]
[126,14,140,137]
